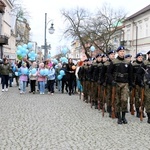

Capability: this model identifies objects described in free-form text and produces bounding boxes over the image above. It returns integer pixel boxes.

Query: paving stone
[0,85,150,149]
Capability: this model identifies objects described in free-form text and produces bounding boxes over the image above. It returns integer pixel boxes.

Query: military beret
[116,46,125,52]
[135,53,143,58]
[125,54,132,58]
[147,51,150,55]
[101,54,107,57]
[108,50,115,55]
[95,54,102,58]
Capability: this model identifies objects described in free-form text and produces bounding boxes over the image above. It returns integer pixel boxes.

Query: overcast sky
[22,0,150,56]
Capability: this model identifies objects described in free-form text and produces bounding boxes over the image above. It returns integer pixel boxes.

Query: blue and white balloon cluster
[59,57,68,64]
[28,51,37,61]
[16,42,37,61]
[61,47,69,55]
[57,70,65,80]
[40,68,49,76]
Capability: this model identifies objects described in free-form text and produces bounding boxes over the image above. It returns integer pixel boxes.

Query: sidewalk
[0,84,150,150]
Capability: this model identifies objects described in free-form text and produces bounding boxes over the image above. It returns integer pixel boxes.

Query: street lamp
[44,13,55,60]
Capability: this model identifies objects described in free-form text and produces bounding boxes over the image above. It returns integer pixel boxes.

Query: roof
[124,4,150,21]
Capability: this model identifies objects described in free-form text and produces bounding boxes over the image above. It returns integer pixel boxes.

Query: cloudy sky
[22,0,150,56]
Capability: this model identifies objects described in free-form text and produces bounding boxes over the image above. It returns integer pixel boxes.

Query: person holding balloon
[29,61,37,94]
[37,62,46,94]
[47,63,55,95]
[18,62,29,94]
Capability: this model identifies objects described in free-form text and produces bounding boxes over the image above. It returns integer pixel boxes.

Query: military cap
[101,54,107,57]
[95,54,102,58]
[135,53,143,58]
[125,54,132,58]
[108,50,115,55]
[147,51,150,55]
[116,46,125,52]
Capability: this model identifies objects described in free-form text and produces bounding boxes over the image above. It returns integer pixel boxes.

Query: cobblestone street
[0,86,150,150]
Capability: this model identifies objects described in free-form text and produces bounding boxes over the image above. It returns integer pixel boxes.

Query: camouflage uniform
[101,59,113,117]
[137,51,150,123]
[90,61,98,108]
[108,46,133,124]
[132,55,144,118]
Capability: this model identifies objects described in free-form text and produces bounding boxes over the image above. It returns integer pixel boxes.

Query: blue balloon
[17,45,22,50]
[44,69,49,76]
[90,46,95,52]
[31,68,37,74]
[60,70,65,76]
[62,47,68,54]
[27,42,33,49]
[23,44,27,49]
[17,50,21,55]
[57,74,62,80]
[40,69,45,76]
[22,68,28,75]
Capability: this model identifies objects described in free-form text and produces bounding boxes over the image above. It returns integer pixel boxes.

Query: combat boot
[107,106,112,118]
[136,108,140,118]
[122,112,128,124]
[147,113,150,124]
[117,112,122,124]
[94,101,98,109]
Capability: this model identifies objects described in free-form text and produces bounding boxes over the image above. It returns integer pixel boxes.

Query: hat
[125,54,132,58]
[116,46,125,52]
[101,54,107,57]
[135,53,143,58]
[108,50,115,55]
[147,51,150,55]
[95,54,102,58]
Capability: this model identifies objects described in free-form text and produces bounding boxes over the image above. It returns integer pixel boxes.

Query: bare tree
[61,7,91,58]
[84,3,127,53]
[61,3,127,57]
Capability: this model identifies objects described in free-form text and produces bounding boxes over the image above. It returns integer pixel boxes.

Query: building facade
[123,4,150,58]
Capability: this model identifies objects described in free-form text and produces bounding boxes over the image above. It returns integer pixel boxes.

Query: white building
[0,0,16,60]
[123,4,150,58]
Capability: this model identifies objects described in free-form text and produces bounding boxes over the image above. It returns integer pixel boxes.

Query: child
[29,61,37,94]
[37,62,46,94]
[18,62,29,94]
[47,63,55,95]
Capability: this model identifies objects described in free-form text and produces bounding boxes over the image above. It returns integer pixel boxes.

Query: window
[145,22,149,37]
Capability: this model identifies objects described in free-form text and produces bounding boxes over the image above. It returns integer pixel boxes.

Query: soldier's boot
[136,108,140,118]
[91,100,94,108]
[122,112,128,124]
[147,113,150,124]
[139,108,146,118]
[95,101,98,109]
[107,106,112,118]
[117,112,122,124]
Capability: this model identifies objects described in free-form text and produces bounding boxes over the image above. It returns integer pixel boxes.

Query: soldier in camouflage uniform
[101,50,116,117]
[85,58,92,103]
[132,53,145,118]
[78,59,89,102]
[90,54,102,109]
[137,51,150,123]
[108,46,133,124]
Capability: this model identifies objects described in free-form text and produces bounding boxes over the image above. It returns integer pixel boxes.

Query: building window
[138,23,142,38]
[145,22,149,37]
[126,29,130,41]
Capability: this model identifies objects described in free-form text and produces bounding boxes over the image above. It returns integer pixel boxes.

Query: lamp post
[44,13,55,61]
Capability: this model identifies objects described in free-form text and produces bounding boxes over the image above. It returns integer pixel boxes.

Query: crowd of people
[0,56,79,96]
[0,46,150,125]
